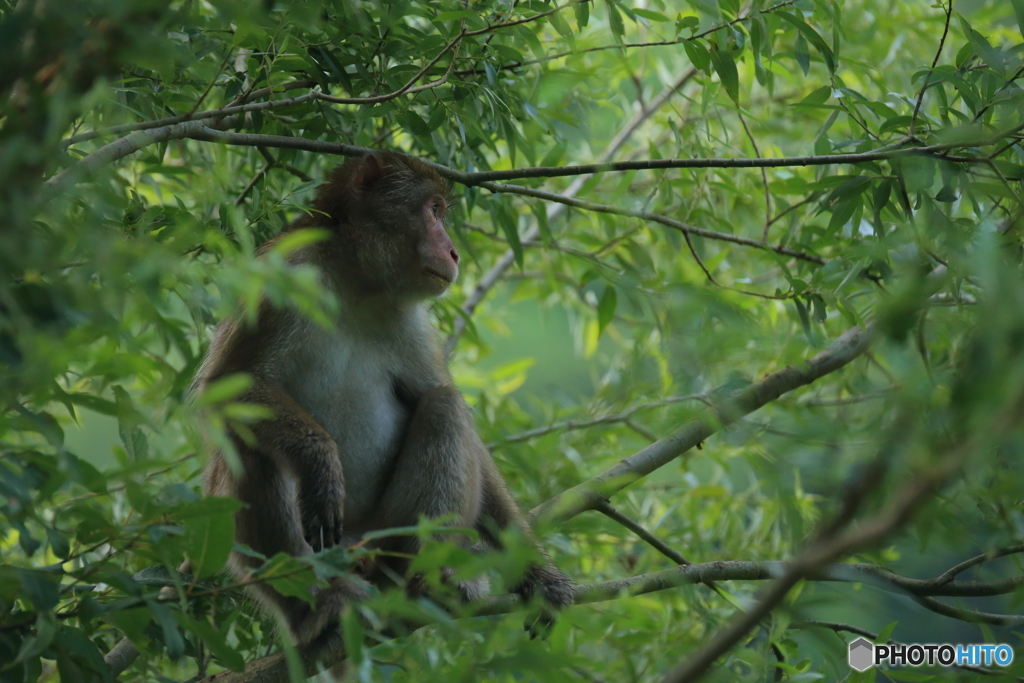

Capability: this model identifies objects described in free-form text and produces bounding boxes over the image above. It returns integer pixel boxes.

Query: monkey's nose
[450,248,460,264]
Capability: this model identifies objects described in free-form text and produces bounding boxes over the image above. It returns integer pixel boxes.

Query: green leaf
[494,200,524,268]
[119,425,148,462]
[683,39,711,72]
[1012,0,1024,41]
[398,109,430,138]
[196,373,253,406]
[575,0,590,28]
[934,185,958,202]
[174,613,245,671]
[606,0,625,42]
[548,9,574,39]
[183,509,235,578]
[632,8,670,22]
[257,553,321,606]
[875,621,898,644]
[798,85,832,106]
[271,228,330,256]
[958,15,1005,75]
[45,527,70,560]
[103,607,152,644]
[597,285,618,333]
[709,45,739,104]
[149,602,186,660]
[676,15,700,34]
[778,11,836,74]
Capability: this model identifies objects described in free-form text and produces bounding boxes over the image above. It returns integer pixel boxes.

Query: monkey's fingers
[523,606,557,640]
[302,509,343,551]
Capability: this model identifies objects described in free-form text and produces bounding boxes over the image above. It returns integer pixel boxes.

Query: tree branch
[529,326,872,526]
[489,394,707,447]
[192,555,1024,683]
[445,69,698,354]
[58,80,317,149]
[476,179,826,266]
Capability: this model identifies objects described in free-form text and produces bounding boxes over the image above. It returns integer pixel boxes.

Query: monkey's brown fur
[196,153,573,649]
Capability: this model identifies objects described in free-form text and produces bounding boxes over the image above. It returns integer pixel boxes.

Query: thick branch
[529,326,872,526]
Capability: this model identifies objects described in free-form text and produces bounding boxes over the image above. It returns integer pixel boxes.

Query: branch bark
[529,325,872,527]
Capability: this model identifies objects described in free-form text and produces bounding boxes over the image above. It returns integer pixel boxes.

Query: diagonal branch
[908,0,953,138]
[316,30,465,104]
[529,326,872,526]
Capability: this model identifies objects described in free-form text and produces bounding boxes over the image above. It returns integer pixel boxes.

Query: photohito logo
[848,638,1014,671]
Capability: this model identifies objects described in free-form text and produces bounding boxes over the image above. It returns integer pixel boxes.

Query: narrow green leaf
[184,510,235,578]
[119,425,148,462]
[196,373,253,406]
[174,613,245,671]
[149,602,186,660]
[709,45,739,104]
[575,0,590,28]
[958,15,1005,75]
[607,0,625,42]
[494,201,524,268]
[683,39,711,72]
[875,621,899,644]
[548,9,574,38]
[632,8,670,22]
[778,11,836,73]
[794,34,810,75]
[1012,0,1024,40]
[597,286,618,333]
[271,228,330,256]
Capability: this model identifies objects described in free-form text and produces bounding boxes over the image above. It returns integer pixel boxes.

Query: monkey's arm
[477,459,575,610]
[235,381,345,551]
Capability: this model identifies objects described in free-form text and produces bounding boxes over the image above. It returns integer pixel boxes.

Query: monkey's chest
[281,333,409,526]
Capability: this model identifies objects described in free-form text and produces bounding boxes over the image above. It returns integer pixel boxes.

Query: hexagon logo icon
[848,637,874,672]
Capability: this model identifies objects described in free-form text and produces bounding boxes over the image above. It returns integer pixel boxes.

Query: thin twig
[908,0,952,138]
[492,394,707,446]
[317,30,465,104]
[476,180,826,266]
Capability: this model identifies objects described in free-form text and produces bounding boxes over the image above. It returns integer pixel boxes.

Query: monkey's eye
[430,202,441,218]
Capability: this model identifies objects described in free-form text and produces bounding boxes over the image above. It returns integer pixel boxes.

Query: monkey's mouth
[423,267,453,284]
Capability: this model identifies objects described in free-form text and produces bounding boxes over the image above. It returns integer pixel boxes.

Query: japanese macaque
[195,152,573,649]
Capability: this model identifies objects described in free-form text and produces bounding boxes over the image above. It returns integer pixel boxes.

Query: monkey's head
[314,153,459,300]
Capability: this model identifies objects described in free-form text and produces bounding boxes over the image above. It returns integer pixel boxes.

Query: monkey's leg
[372,385,484,588]
[241,382,346,551]
[477,460,575,612]
[214,453,366,648]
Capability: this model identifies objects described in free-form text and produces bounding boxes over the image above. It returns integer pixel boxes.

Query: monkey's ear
[352,154,384,193]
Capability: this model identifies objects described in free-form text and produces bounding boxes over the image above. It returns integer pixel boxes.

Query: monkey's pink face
[417,195,459,295]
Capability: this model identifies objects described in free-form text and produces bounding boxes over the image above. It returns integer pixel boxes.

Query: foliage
[2,0,1024,681]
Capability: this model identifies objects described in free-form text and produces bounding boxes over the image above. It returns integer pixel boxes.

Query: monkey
[194,152,574,650]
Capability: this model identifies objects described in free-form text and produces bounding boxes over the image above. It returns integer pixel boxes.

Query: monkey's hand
[299,477,344,552]
[514,564,575,639]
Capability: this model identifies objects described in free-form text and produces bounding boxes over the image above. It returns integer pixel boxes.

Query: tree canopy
[3,0,1024,681]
